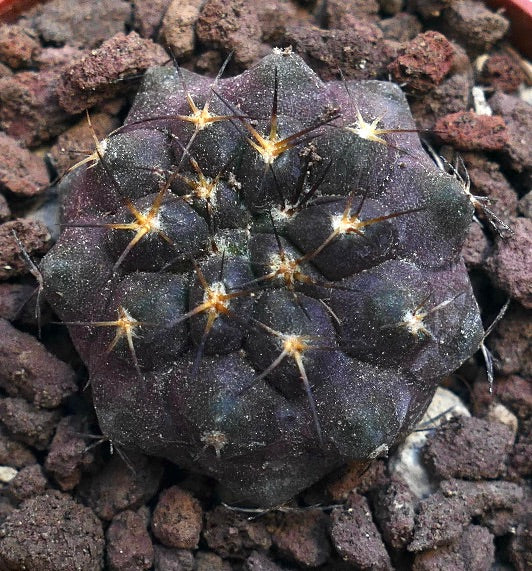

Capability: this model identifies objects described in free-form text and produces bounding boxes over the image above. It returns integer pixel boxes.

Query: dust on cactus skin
[41,49,484,508]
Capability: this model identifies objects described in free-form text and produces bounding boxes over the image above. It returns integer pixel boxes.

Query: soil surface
[0,1,530,570]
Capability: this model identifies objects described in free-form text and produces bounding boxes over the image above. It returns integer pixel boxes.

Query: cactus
[41,49,484,508]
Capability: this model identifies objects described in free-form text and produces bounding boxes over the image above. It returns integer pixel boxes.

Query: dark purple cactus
[41,50,484,507]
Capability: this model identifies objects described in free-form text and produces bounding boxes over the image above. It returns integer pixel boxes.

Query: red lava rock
[34,44,84,69]
[132,0,173,38]
[196,0,263,68]
[330,492,392,570]
[152,545,194,571]
[378,13,423,43]
[479,52,526,93]
[486,217,532,308]
[151,486,203,549]
[270,510,331,567]
[77,453,164,521]
[195,551,232,571]
[44,415,95,490]
[0,24,40,69]
[258,1,308,47]
[0,132,48,197]
[6,463,48,502]
[203,505,272,559]
[0,490,104,571]
[0,318,77,408]
[160,0,204,59]
[106,510,154,571]
[489,305,532,377]
[434,111,507,152]
[409,41,472,130]
[411,72,472,132]
[388,31,455,92]
[48,111,121,175]
[448,478,525,510]
[245,550,285,571]
[408,478,524,551]
[29,0,131,49]
[57,32,168,114]
[0,283,35,321]
[409,494,471,552]
[372,477,415,550]
[0,396,60,450]
[495,375,532,422]
[0,424,36,468]
[441,0,509,54]
[327,459,389,501]
[285,21,391,81]
[0,68,71,147]
[412,524,495,571]
[461,223,490,268]
[197,0,302,69]
[463,152,518,218]
[489,92,532,175]
[323,0,380,28]
[423,416,514,480]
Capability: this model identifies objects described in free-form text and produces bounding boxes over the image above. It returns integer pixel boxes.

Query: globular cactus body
[42,50,484,507]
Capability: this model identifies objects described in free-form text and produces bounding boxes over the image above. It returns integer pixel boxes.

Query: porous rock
[0,396,60,450]
[151,486,203,549]
[6,463,48,502]
[57,32,168,114]
[388,31,455,92]
[77,453,164,520]
[408,479,524,551]
[30,0,131,49]
[160,0,204,59]
[106,510,154,571]
[412,524,495,571]
[330,492,392,570]
[434,111,507,151]
[0,24,40,69]
[0,318,76,408]
[203,505,271,558]
[271,509,331,567]
[44,415,95,490]
[422,416,514,480]
[0,132,48,196]
[0,491,104,571]
[487,217,532,308]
